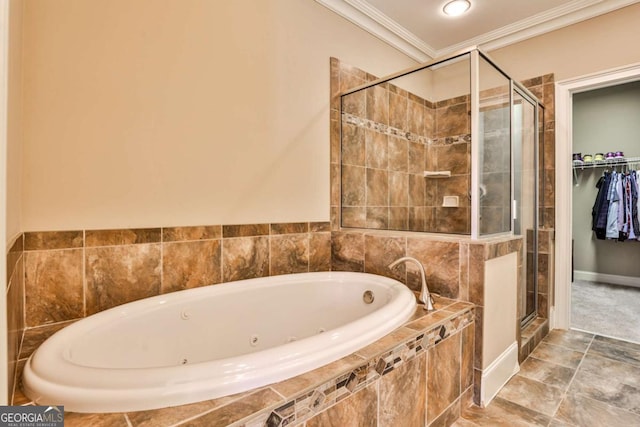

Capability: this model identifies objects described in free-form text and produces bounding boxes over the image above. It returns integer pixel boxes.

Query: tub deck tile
[64,412,130,427]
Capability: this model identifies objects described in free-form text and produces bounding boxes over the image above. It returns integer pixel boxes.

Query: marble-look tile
[405,308,453,333]
[529,342,585,369]
[177,388,284,427]
[430,398,461,427]
[7,258,24,382]
[25,249,84,326]
[569,369,640,415]
[461,324,474,391]
[365,129,388,169]
[162,225,221,242]
[593,335,640,353]
[428,333,461,422]
[24,231,83,250]
[64,413,130,427]
[435,103,469,138]
[85,228,161,246]
[379,354,426,427]
[389,90,408,130]
[331,232,364,272]
[542,329,593,352]
[555,393,640,427]
[222,237,269,282]
[434,207,470,234]
[366,168,389,206]
[341,207,366,229]
[270,234,309,275]
[355,327,418,360]
[306,384,378,427]
[162,240,222,293]
[497,375,564,417]
[408,142,426,176]
[517,356,576,391]
[222,224,269,238]
[331,163,341,208]
[579,353,640,389]
[406,238,460,299]
[388,136,408,172]
[589,338,640,367]
[342,87,366,118]
[342,165,366,206]
[310,222,330,233]
[270,222,308,235]
[19,320,76,359]
[364,235,406,281]
[342,123,365,167]
[460,397,550,426]
[388,207,408,231]
[271,354,365,399]
[451,418,480,427]
[408,174,425,207]
[85,244,161,315]
[309,232,331,272]
[408,207,426,232]
[366,207,389,229]
[436,143,470,176]
[127,400,215,427]
[12,359,29,405]
[366,85,389,125]
[408,99,425,136]
[389,172,409,206]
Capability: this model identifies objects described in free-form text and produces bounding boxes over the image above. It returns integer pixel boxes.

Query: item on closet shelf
[615,151,625,161]
[583,154,594,163]
[605,152,616,162]
[594,153,605,163]
[573,153,584,165]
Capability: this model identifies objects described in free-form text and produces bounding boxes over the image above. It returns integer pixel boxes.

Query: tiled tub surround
[15,295,474,427]
[6,222,331,402]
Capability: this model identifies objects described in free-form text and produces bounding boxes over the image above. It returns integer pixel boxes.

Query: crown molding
[316,0,639,62]
[314,0,432,62]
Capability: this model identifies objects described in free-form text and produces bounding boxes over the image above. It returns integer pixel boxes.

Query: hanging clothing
[605,172,619,239]
[590,170,640,242]
[591,172,612,239]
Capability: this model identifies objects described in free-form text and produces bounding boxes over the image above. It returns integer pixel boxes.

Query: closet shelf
[573,156,640,170]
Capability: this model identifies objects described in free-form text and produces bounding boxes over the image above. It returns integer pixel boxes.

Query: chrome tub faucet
[388,256,435,311]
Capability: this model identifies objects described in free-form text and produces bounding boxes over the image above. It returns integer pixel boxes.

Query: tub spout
[388,256,435,311]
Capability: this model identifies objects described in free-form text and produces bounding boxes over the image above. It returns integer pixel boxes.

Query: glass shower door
[513,89,538,327]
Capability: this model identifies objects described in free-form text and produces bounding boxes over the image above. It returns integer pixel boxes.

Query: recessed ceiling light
[443,0,471,17]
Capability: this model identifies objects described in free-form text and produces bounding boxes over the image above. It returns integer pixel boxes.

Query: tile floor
[455,329,640,427]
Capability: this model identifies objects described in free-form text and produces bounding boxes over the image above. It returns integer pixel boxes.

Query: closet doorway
[555,63,640,343]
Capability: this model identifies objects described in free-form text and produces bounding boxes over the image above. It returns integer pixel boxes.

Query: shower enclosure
[339,48,542,327]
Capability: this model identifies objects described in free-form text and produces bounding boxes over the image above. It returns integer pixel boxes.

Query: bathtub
[23,271,416,413]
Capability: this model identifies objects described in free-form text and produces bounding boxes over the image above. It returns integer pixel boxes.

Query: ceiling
[316,0,639,61]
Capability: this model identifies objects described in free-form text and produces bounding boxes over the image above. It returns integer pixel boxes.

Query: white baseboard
[574,270,640,288]
[480,342,519,407]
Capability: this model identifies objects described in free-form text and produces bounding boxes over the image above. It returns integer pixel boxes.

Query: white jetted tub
[23,272,416,413]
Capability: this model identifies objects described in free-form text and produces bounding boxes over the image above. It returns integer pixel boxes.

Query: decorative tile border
[248,305,475,427]
[341,112,430,145]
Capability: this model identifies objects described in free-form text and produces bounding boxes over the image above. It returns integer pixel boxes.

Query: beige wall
[490,3,640,82]
[20,0,416,231]
[7,0,21,243]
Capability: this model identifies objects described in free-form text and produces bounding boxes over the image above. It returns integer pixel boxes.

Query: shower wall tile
[366,168,388,206]
[388,136,408,172]
[85,244,161,315]
[162,240,222,293]
[435,102,469,138]
[408,141,426,175]
[389,207,409,231]
[342,207,366,228]
[85,228,161,246]
[222,236,270,282]
[435,207,470,234]
[436,142,470,175]
[365,130,388,169]
[389,90,408,130]
[25,248,84,326]
[366,207,388,229]
[342,165,366,206]
[366,85,389,125]
[389,172,409,206]
[407,97,425,136]
[342,123,365,166]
